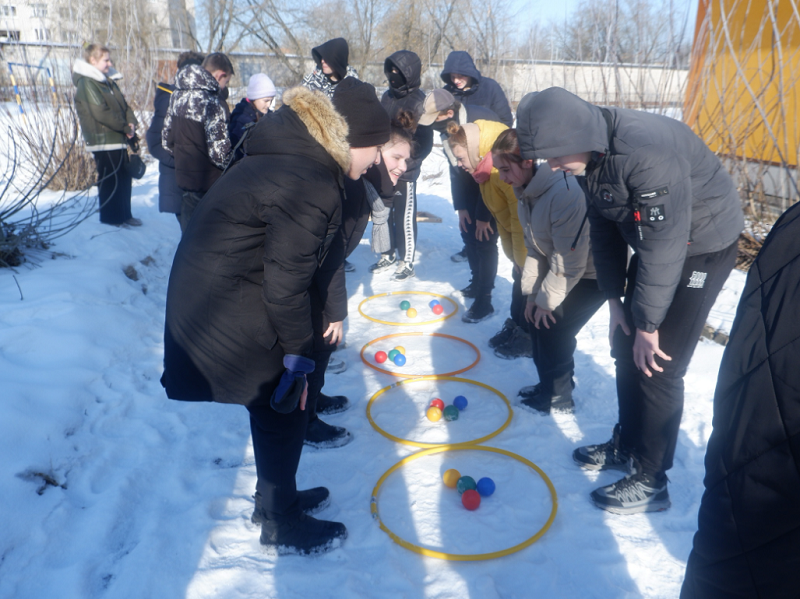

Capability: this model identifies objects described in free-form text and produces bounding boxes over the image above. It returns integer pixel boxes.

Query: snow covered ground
[0,153,746,599]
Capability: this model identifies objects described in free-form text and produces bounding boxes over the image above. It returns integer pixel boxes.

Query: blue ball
[393,353,407,366]
[477,477,496,497]
[428,299,441,308]
[453,395,468,410]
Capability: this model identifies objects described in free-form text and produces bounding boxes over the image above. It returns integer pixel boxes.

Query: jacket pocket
[253,316,278,350]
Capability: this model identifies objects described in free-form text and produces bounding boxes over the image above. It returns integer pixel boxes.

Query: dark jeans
[511,266,526,328]
[94,150,132,225]
[529,278,606,396]
[462,212,498,298]
[247,400,309,520]
[613,241,738,477]
[305,348,334,423]
[179,191,204,233]
[388,180,417,263]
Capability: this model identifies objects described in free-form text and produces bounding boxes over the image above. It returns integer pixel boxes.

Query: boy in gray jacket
[516,87,743,515]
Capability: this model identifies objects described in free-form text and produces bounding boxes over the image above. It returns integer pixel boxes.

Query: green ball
[399,300,411,310]
[443,405,460,421]
[456,475,477,495]
[388,349,399,361]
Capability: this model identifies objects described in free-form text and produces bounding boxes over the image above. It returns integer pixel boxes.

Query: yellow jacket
[475,120,526,268]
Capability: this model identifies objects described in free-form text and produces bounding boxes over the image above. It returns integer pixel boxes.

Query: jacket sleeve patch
[646,204,666,222]
[634,186,669,201]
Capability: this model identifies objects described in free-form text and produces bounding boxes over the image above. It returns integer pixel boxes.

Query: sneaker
[392,262,415,281]
[459,282,477,299]
[304,418,352,449]
[590,472,671,515]
[573,424,629,471]
[462,297,494,323]
[493,326,533,360]
[316,393,350,416]
[327,356,347,374]
[451,247,468,262]
[488,318,516,348]
[518,383,543,399]
[520,388,575,415]
[252,487,331,524]
[344,260,355,273]
[260,512,347,555]
[124,217,143,227]
[369,253,396,273]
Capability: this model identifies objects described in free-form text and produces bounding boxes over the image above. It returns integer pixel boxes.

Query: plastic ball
[453,395,468,411]
[394,346,406,355]
[477,477,496,497]
[399,300,411,310]
[426,406,443,422]
[442,469,461,488]
[430,398,445,410]
[406,308,418,318]
[428,299,441,308]
[443,405,459,421]
[388,349,399,361]
[462,489,481,510]
[432,304,444,315]
[375,351,388,364]
[393,353,407,366]
[456,476,477,495]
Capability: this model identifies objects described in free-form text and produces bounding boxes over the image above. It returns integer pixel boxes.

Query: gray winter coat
[516,87,743,332]
[517,166,596,311]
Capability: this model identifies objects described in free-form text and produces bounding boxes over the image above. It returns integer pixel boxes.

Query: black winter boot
[459,281,477,298]
[488,318,516,348]
[519,387,575,415]
[304,417,352,449]
[493,326,533,360]
[252,487,331,524]
[316,393,350,416]
[462,296,494,323]
[260,512,347,554]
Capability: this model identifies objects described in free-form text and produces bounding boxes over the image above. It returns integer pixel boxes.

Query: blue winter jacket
[440,51,513,127]
[145,83,182,214]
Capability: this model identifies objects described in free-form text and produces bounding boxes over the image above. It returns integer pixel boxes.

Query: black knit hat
[332,77,391,148]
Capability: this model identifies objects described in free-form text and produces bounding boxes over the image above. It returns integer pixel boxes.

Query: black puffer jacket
[440,51,513,127]
[516,87,744,332]
[229,98,264,159]
[162,65,231,193]
[380,50,434,183]
[161,87,351,406]
[681,202,800,599]
[145,83,181,214]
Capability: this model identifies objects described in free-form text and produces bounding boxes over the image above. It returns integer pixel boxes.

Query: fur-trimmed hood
[72,58,107,83]
[247,86,350,172]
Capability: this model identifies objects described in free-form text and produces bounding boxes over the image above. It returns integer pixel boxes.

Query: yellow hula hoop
[370,445,558,561]
[358,291,459,326]
[366,375,513,448]
[360,332,480,378]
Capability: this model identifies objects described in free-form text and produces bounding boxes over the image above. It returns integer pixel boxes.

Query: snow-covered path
[0,155,744,598]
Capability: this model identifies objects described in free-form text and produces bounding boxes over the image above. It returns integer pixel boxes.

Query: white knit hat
[247,73,276,100]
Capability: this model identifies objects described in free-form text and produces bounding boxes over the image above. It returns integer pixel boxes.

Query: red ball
[375,351,388,364]
[461,489,481,510]
[432,304,444,315]
[430,398,445,410]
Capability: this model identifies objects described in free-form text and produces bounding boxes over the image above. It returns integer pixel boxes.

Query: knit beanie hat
[332,77,391,148]
[247,73,276,100]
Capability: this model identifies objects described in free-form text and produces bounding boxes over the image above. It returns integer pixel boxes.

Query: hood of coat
[384,50,422,98]
[440,51,481,86]
[517,162,562,205]
[246,86,350,173]
[72,58,107,84]
[516,87,608,161]
[175,64,220,94]
[312,38,350,81]
[476,118,509,160]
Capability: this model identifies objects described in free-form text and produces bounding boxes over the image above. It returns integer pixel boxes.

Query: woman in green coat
[73,44,140,226]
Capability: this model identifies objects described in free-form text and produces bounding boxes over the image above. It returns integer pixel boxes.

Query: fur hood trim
[72,59,107,82]
[282,86,350,172]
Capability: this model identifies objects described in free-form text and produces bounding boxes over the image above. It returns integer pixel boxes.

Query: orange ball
[407,307,418,318]
[442,468,461,488]
[426,406,443,422]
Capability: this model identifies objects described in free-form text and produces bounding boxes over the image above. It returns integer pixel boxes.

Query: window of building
[34,27,49,40]
[1,5,17,17]
[0,29,20,40]
[31,3,46,17]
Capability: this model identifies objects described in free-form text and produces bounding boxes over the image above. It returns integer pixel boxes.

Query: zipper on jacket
[570,210,589,251]
[632,197,644,241]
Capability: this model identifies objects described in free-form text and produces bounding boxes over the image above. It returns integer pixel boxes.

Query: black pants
[462,212,498,298]
[305,348,334,423]
[510,267,526,328]
[179,191,205,233]
[388,180,417,263]
[247,400,309,520]
[529,278,606,396]
[613,242,738,477]
[94,150,132,225]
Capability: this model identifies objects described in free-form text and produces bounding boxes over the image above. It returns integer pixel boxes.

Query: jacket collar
[519,163,561,204]
[72,59,107,83]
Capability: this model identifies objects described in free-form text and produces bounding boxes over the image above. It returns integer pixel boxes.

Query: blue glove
[270,354,315,414]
